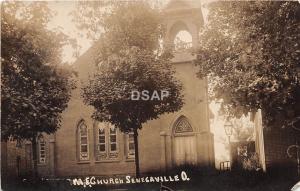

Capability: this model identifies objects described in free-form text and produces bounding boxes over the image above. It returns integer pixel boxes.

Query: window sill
[77,161,90,164]
[95,159,121,163]
[125,157,135,162]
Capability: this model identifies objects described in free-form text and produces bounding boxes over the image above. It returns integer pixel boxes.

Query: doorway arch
[172,116,197,166]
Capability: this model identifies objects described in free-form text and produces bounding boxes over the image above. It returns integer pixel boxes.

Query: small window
[127,132,135,158]
[78,121,89,161]
[39,141,46,163]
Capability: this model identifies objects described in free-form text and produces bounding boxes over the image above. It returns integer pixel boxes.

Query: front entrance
[173,135,197,165]
[172,116,197,166]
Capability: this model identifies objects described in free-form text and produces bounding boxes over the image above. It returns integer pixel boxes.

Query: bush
[242,153,261,171]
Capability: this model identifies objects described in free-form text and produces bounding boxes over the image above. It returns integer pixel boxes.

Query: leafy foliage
[81,2,183,132]
[196,2,300,128]
[242,153,261,171]
[72,1,165,41]
[79,2,183,177]
[1,2,76,141]
[231,117,254,142]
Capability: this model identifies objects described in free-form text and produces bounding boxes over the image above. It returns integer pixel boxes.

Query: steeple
[163,0,204,62]
[164,0,202,12]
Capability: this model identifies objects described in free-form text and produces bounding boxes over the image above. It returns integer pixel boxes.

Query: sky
[47,1,92,63]
[46,0,211,63]
[45,0,253,168]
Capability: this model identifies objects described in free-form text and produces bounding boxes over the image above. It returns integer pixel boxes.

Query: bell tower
[163,0,204,62]
[160,0,215,169]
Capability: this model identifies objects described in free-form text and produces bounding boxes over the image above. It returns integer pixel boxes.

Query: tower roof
[164,0,202,12]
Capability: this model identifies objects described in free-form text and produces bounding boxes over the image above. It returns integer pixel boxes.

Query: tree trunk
[133,128,140,177]
[31,136,38,180]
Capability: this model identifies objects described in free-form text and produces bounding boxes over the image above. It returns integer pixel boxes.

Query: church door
[172,116,197,166]
[173,136,197,165]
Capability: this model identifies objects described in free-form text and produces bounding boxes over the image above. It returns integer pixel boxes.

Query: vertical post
[16,156,21,177]
[254,109,266,172]
[296,142,300,177]
[165,135,172,170]
[228,135,232,170]
[133,128,140,177]
[287,142,300,177]
[31,136,38,179]
[224,119,233,170]
[160,131,167,172]
[49,138,56,177]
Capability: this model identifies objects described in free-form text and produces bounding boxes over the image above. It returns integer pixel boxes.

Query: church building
[37,0,214,177]
[1,0,215,178]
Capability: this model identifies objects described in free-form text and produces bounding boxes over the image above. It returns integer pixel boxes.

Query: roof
[164,0,202,12]
[72,42,100,81]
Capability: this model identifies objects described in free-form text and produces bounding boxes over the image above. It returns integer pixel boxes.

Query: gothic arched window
[78,120,89,161]
[173,116,193,134]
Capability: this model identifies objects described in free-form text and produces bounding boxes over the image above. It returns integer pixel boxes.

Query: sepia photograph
[1,0,300,190]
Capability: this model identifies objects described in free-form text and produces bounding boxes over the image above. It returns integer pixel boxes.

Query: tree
[80,2,183,177]
[231,117,254,142]
[1,2,75,178]
[195,1,300,129]
[71,1,164,41]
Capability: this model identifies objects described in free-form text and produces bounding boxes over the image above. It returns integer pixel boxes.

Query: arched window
[173,30,192,51]
[109,126,117,153]
[95,122,118,161]
[173,116,193,134]
[98,127,106,153]
[78,120,89,161]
